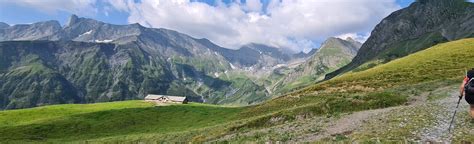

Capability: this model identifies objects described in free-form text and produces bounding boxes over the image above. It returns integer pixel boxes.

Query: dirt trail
[418,90,469,143]
[299,86,467,142]
[296,91,431,142]
[296,106,399,142]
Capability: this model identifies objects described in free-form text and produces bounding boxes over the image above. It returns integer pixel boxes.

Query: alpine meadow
[0,0,473,143]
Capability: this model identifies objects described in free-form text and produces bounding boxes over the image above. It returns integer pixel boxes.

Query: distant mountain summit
[50,14,145,43]
[268,37,361,95]
[197,39,303,69]
[293,48,318,59]
[326,0,474,80]
[0,22,9,29]
[0,20,61,40]
[303,37,361,72]
[65,14,80,27]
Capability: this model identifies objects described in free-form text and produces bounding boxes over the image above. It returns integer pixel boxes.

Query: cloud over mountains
[2,0,401,52]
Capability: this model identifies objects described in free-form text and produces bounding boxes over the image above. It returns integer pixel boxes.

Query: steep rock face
[326,0,474,80]
[0,21,61,41]
[270,37,361,95]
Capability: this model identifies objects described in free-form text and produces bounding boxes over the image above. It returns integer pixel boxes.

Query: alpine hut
[145,94,188,104]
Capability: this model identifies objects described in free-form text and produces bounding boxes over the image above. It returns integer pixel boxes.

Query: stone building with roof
[145,94,188,104]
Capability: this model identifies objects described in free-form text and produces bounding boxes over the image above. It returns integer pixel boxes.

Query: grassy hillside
[0,101,243,142]
[1,38,473,143]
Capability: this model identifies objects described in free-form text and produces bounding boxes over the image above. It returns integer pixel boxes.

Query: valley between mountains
[0,0,473,143]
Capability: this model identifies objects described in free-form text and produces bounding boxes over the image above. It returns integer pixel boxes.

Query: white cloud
[336,32,371,43]
[105,0,134,12]
[109,0,400,52]
[245,0,263,12]
[2,0,98,16]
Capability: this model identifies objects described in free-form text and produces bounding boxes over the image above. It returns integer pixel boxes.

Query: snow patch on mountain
[78,30,92,38]
[273,64,287,69]
[229,63,236,69]
[95,39,113,43]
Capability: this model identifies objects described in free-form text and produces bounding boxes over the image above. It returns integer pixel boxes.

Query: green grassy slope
[0,101,243,142]
[1,38,473,142]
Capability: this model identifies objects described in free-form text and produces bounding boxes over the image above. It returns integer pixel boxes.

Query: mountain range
[0,15,358,109]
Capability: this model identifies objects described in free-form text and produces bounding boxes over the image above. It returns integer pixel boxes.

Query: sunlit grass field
[0,101,243,142]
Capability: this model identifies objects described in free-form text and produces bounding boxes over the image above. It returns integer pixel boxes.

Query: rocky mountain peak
[65,14,79,27]
[293,48,317,58]
[130,23,144,28]
[0,22,9,29]
[64,14,106,30]
[322,37,360,47]
[319,37,361,55]
[270,36,362,94]
[243,43,292,62]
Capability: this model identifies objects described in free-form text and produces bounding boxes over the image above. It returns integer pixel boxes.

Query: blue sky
[2,0,461,52]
